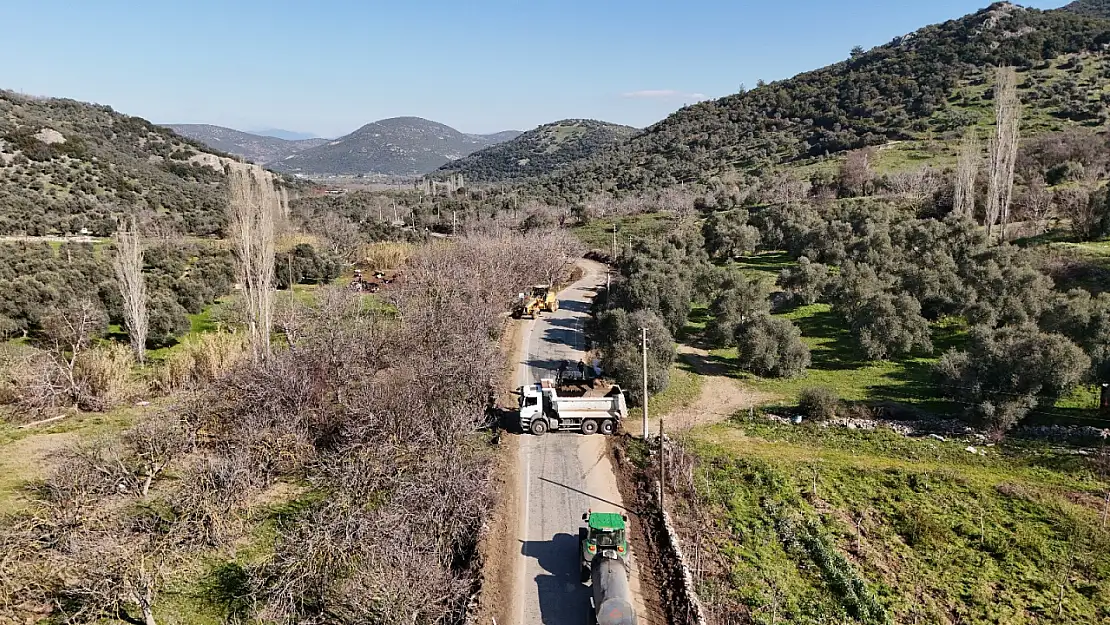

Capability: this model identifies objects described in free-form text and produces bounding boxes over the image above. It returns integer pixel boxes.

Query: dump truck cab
[579,510,629,582]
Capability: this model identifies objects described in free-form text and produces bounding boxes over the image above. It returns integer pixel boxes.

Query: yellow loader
[512,284,558,318]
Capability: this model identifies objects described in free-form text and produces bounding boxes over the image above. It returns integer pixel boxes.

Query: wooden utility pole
[641,327,649,440]
[659,414,665,511]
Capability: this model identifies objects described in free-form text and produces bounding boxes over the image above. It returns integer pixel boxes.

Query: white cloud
[622,89,706,100]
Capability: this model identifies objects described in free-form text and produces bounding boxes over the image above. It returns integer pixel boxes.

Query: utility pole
[628,235,633,257]
[452,211,457,236]
[641,327,649,440]
[659,415,665,510]
[611,223,617,260]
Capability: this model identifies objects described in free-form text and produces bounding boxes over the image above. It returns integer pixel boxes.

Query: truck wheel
[530,419,548,436]
[580,564,591,583]
[581,419,598,435]
[600,419,615,435]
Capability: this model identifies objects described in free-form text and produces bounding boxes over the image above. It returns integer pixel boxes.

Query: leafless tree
[114,217,148,363]
[838,148,876,197]
[986,66,1021,241]
[1016,174,1053,235]
[954,129,980,219]
[227,164,278,364]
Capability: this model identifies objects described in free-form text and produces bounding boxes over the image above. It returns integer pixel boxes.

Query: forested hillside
[0,91,239,236]
[1063,0,1110,18]
[436,119,638,182]
[531,3,1110,199]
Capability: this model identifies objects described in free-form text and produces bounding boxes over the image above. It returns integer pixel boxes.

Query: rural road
[514,260,647,625]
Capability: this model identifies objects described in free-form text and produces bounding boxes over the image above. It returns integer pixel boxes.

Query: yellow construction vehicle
[512,284,558,318]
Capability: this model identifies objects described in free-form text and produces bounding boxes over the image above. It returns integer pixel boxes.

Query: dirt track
[510,260,649,625]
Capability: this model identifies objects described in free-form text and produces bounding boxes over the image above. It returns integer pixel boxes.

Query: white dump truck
[517,378,627,436]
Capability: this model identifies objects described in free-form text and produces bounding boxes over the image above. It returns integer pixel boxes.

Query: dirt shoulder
[470,315,525,625]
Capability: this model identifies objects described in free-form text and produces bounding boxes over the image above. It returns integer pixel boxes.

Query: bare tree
[227,164,278,364]
[954,129,980,219]
[986,66,1021,241]
[114,217,148,363]
[1016,174,1053,235]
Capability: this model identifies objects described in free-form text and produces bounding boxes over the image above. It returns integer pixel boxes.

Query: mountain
[436,119,639,182]
[1061,0,1110,18]
[267,117,522,176]
[251,128,320,141]
[165,124,327,164]
[0,91,242,237]
[531,2,1110,199]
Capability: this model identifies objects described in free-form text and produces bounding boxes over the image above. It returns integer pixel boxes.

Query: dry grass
[153,332,249,393]
[359,241,415,271]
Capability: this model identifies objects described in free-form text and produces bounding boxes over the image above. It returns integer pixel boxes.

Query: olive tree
[936,325,1089,435]
[777,256,830,305]
[594,309,676,404]
[703,209,761,259]
[735,315,810,378]
[706,272,769,347]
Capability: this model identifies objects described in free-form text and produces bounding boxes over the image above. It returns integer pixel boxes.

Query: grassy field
[669,417,1110,624]
[572,212,675,251]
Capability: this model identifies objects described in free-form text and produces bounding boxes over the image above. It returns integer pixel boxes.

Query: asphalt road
[514,261,646,625]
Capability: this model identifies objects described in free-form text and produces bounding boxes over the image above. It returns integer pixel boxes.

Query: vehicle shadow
[520,533,592,624]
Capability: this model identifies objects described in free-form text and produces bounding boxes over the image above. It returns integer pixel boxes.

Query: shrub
[799,387,841,421]
[147,291,191,348]
[154,331,249,393]
[735,316,811,378]
[74,343,139,411]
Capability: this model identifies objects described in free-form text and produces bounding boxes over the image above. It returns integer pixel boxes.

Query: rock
[965,446,978,454]
[929,434,946,442]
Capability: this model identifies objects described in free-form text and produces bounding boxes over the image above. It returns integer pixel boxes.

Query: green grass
[704,297,1104,420]
[646,364,702,420]
[709,303,967,413]
[572,213,674,251]
[676,418,1110,624]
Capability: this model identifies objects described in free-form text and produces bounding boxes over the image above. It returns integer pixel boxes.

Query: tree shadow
[793,308,873,371]
[520,533,592,624]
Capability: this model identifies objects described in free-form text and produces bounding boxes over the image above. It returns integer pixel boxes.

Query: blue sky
[0,1,1070,137]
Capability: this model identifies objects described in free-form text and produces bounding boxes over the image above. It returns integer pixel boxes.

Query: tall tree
[954,129,980,219]
[986,66,1021,242]
[113,217,148,363]
[227,164,278,364]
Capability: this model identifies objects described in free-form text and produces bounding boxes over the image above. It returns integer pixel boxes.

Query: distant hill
[0,91,240,236]
[165,124,327,164]
[268,117,522,176]
[251,128,320,141]
[436,119,639,182]
[531,2,1110,199]
[1061,0,1110,18]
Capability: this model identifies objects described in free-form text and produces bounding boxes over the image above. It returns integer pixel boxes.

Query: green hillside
[0,91,236,237]
[436,119,638,182]
[529,3,1110,199]
[1063,0,1110,18]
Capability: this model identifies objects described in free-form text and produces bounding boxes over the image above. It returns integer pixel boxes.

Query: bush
[735,315,811,378]
[154,331,249,393]
[798,387,841,421]
[74,343,139,411]
[147,291,191,348]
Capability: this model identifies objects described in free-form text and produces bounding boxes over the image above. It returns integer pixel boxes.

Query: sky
[0,0,1073,138]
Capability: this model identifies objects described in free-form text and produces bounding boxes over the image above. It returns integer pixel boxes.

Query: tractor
[579,510,630,582]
